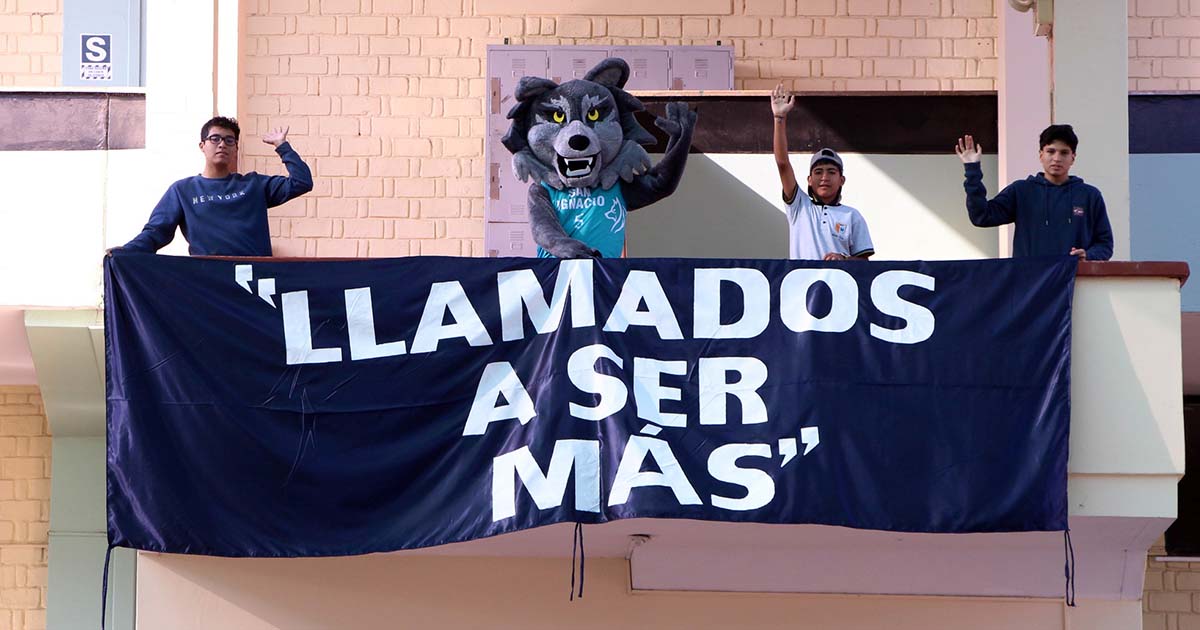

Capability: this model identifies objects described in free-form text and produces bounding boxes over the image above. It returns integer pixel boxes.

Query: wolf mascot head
[502,57,697,258]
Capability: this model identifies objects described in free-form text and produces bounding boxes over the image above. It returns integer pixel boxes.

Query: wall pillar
[997,2,1052,258]
[1052,0,1130,260]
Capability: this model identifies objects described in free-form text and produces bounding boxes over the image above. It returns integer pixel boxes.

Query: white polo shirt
[785,187,875,260]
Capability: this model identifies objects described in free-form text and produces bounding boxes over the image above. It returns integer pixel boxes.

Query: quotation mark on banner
[235,265,277,308]
[778,427,821,467]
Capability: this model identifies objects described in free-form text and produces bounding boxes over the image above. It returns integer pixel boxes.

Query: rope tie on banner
[1063,528,1076,607]
[569,522,586,601]
[100,543,115,630]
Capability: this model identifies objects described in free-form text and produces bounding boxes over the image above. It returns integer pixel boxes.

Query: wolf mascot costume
[502,57,697,258]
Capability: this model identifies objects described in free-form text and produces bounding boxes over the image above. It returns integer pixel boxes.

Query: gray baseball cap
[810,147,844,173]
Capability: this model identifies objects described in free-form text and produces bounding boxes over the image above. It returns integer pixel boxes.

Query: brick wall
[240,0,1000,258]
[0,386,49,630]
[1130,0,1200,90]
[0,0,61,86]
[1144,540,1200,630]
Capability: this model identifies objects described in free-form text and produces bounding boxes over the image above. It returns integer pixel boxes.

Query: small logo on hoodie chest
[1072,207,1085,217]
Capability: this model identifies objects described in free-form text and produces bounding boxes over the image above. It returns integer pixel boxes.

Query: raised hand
[956,135,982,163]
[654,101,697,139]
[262,126,290,147]
[771,83,794,118]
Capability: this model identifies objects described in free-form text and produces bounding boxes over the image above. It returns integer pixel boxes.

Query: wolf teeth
[558,155,595,177]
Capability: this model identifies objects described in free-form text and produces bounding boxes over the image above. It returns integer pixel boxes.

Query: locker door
[609,47,670,90]
[486,138,532,223]
[668,47,735,90]
[548,47,612,84]
[487,48,549,135]
[484,221,538,257]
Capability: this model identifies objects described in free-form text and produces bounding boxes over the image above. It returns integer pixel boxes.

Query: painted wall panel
[1130,154,1200,311]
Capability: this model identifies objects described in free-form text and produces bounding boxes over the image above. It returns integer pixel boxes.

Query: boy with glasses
[122,116,313,255]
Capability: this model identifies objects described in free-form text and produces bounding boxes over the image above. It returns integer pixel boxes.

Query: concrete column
[1052,0,1130,260]
[997,3,1051,258]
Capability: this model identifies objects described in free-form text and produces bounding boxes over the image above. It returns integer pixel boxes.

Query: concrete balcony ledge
[21,260,1189,600]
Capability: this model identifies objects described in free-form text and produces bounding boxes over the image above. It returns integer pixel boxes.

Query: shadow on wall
[627,154,1000,261]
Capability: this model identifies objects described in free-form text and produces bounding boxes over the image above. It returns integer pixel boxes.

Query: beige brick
[418,198,461,217]
[720,17,761,36]
[0,458,42,480]
[270,0,311,13]
[745,0,785,14]
[368,199,410,217]
[448,17,489,37]
[296,16,336,33]
[342,219,385,238]
[608,17,644,37]
[877,17,917,36]
[247,16,286,35]
[441,57,480,77]
[797,0,837,15]
[926,17,967,37]
[342,178,384,197]
[425,0,463,14]
[874,57,916,76]
[926,58,967,77]
[397,16,438,35]
[391,138,434,156]
[0,406,38,418]
[348,16,387,34]
[367,240,411,257]
[953,37,993,57]
[316,239,360,257]
[794,37,836,56]
[445,219,484,239]
[821,57,863,77]
[847,37,888,56]
[395,219,438,238]
[745,38,785,57]
[16,0,55,12]
[319,36,360,54]
[825,18,867,36]
[368,36,410,56]
[901,38,941,56]
[267,76,308,95]
[285,96,332,115]
[1181,612,1200,630]
[1165,18,1200,36]
[1150,591,1194,611]
[1143,612,1167,630]
[418,77,459,97]
[0,418,43,437]
[291,219,334,238]
[0,547,41,566]
[267,36,309,55]
[444,177,482,196]
[315,198,359,218]
[442,138,481,156]
[900,0,939,15]
[1164,58,1200,77]
[319,0,360,13]
[1137,37,1182,56]
[418,159,462,177]
[1137,0,1179,16]
[556,17,591,37]
[419,240,463,256]
[16,35,55,54]
[771,17,814,35]
[951,78,993,89]
[0,16,32,33]
[952,0,991,16]
[394,178,437,197]
[0,587,38,608]
[682,17,710,36]
[848,0,889,14]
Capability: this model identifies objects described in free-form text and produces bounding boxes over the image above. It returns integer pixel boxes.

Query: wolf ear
[514,76,558,102]
[584,58,630,89]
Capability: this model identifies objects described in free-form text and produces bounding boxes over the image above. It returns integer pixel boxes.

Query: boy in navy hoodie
[122,116,313,256]
[956,124,1113,261]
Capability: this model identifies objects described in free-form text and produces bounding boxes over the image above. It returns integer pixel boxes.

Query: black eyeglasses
[205,134,238,146]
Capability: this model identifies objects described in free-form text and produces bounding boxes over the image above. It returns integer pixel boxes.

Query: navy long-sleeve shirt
[963,162,1114,261]
[124,142,313,256]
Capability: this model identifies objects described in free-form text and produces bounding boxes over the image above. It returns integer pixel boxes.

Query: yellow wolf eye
[552,111,565,123]
[587,108,599,122]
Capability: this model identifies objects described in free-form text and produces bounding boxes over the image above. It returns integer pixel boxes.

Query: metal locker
[548,47,612,84]
[668,47,734,90]
[486,48,549,135]
[486,138,532,223]
[609,47,671,90]
[484,221,538,258]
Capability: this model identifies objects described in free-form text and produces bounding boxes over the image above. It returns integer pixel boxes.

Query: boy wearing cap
[955,124,1113,260]
[770,84,875,261]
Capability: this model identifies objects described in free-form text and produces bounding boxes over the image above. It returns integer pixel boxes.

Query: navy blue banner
[105,253,1075,557]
